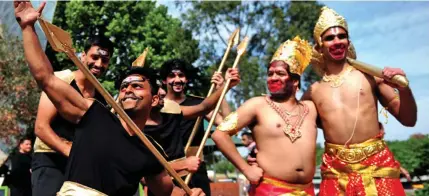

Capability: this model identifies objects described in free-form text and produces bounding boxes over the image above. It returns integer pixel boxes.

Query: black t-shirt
[65,101,164,196]
[144,112,185,161]
[179,96,205,146]
[6,152,32,193]
[32,80,107,170]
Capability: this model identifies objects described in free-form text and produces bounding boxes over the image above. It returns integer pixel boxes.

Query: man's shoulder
[242,96,266,107]
[54,69,75,84]
[161,99,182,114]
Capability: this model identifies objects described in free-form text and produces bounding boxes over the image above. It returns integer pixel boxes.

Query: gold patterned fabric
[325,138,386,164]
[270,36,312,76]
[249,175,315,196]
[320,136,405,196]
[216,111,239,135]
[57,181,107,196]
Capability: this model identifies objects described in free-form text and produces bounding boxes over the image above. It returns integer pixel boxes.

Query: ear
[293,79,300,90]
[162,80,167,85]
[80,51,87,61]
[151,94,160,107]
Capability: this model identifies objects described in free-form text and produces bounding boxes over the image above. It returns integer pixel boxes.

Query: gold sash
[325,138,386,163]
[323,138,400,196]
[57,181,107,196]
[262,177,313,196]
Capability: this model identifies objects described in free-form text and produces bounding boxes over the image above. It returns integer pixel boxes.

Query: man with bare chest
[212,37,318,196]
[302,7,418,196]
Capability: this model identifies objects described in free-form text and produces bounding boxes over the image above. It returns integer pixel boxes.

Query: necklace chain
[265,96,309,142]
[323,66,354,88]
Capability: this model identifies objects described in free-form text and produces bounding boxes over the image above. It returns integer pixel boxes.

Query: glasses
[322,33,348,42]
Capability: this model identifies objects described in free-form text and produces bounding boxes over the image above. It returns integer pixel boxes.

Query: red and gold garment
[250,175,315,196]
[319,133,405,196]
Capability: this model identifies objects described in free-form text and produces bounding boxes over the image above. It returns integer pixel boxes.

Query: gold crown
[313,6,348,46]
[270,36,312,76]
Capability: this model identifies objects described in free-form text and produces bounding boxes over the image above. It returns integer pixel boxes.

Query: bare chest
[313,72,377,113]
[255,104,316,142]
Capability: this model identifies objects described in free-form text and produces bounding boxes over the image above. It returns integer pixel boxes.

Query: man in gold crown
[302,6,417,196]
[212,36,318,196]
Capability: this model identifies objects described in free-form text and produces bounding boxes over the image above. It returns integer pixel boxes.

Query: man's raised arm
[181,68,240,119]
[15,1,89,123]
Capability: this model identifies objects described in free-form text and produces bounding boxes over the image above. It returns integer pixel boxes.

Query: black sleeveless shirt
[65,101,164,195]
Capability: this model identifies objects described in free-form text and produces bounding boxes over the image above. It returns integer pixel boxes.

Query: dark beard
[270,84,294,100]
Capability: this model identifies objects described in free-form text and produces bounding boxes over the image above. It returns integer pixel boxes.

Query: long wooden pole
[184,37,249,184]
[38,18,193,195]
[184,29,239,153]
[347,57,409,88]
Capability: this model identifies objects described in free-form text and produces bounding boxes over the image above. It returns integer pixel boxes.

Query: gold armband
[216,112,239,135]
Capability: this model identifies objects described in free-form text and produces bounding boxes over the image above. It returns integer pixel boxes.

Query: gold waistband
[262,176,313,191]
[325,138,386,163]
[57,181,107,196]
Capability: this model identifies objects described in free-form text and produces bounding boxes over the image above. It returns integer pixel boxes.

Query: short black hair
[117,67,159,96]
[19,137,31,145]
[84,35,114,57]
[159,58,191,80]
[241,131,253,140]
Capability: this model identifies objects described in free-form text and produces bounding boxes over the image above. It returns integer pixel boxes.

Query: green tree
[315,143,324,166]
[45,1,205,95]
[0,30,40,153]
[387,135,429,178]
[416,183,429,196]
[179,1,323,105]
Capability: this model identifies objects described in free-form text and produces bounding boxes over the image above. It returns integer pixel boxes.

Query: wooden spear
[184,28,240,153]
[184,36,250,184]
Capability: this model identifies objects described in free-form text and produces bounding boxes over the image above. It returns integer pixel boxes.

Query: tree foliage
[179,1,323,105]
[387,135,429,178]
[45,1,206,95]
[0,31,40,152]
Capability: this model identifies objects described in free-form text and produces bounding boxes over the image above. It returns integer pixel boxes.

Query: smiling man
[302,6,417,196]
[212,36,318,196]
[31,34,114,196]
[14,2,205,195]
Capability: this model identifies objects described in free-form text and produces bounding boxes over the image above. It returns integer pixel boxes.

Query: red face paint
[267,80,285,93]
[328,43,346,60]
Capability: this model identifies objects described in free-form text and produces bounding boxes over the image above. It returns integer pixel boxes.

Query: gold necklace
[265,96,309,142]
[323,66,354,88]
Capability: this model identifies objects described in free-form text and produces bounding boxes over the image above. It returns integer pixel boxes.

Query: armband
[216,112,239,135]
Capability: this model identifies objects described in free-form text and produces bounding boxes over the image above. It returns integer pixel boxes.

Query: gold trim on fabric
[325,138,386,163]
[57,181,107,196]
[216,111,239,136]
[322,164,400,196]
[262,177,313,196]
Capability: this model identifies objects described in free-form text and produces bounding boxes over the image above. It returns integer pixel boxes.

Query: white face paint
[122,76,144,84]
[97,48,109,57]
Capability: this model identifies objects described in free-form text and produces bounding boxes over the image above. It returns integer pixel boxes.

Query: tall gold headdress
[270,36,312,76]
[313,6,348,46]
[312,6,356,75]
